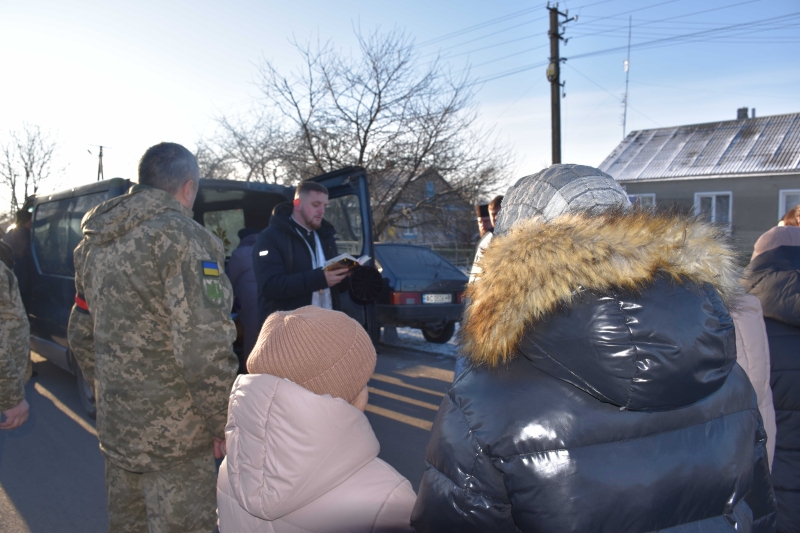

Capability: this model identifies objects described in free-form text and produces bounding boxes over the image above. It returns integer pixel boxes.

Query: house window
[779,189,800,220]
[426,181,435,199]
[694,192,732,227]
[628,194,655,209]
[401,226,418,239]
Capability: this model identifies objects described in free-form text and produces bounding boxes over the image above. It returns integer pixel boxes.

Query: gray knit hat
[494,164,631,236]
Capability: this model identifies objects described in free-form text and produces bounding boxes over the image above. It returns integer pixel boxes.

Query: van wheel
[71,352,97,420]
[422,322,455,344]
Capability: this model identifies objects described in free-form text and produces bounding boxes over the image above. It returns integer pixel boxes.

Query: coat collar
[461,209,743,367]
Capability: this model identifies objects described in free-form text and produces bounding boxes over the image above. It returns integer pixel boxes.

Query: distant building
[374,169,475,246]
[599,110,800,258]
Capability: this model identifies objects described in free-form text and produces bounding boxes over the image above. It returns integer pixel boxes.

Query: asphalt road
[0,346,455,532]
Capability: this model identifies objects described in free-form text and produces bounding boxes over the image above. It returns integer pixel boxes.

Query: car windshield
[376,246,465,279]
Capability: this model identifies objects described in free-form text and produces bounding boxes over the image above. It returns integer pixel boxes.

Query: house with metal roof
[599,110,800,258]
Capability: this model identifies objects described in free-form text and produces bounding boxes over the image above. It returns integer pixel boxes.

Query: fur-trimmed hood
[462,210,743,370]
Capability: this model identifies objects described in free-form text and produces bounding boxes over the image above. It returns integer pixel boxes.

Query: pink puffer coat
[731,294,777,468]
[217,373,415,532]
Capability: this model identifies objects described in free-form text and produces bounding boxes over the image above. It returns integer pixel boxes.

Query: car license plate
[423,293,452,304]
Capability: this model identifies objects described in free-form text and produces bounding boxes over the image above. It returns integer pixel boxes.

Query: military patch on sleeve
[202,261,220,276]
[203,278,225,306]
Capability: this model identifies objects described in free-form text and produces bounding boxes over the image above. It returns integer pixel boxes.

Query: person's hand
[324,267,350,287]
[213,436,227,459]
[1,399,30,430]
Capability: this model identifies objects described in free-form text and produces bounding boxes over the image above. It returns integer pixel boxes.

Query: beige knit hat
[752,226,800,260]
[246,306,376,403]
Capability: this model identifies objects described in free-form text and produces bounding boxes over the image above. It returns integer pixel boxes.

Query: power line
[432,21,546,57]
[469,60,550,87]
[472,43,550,69]
[567,11,800,60]
[417,7,544,47]
[570,0,683,28]
[418,0,618,48]
[566,0,762,41]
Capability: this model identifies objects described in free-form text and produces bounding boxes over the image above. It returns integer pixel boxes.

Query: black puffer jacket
[253,202,338,323]
[412,211,777,533]
[743,245,800,533]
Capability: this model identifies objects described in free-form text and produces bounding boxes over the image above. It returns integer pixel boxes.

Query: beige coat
[217,374,415,533]
[731,294,777,468]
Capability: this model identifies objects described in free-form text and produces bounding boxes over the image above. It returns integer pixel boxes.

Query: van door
[309,166,379,343]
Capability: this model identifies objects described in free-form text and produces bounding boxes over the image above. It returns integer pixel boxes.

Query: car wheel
[422,321,456,344]
[71,352,97,420]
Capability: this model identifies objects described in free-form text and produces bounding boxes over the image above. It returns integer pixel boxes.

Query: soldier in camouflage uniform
[0,240,30,430]
[68,142,238,533]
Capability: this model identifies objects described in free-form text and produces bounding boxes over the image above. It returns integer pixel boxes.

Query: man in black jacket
[253,181,349,324]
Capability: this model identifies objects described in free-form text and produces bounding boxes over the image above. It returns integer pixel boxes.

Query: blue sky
[1,0,798,200]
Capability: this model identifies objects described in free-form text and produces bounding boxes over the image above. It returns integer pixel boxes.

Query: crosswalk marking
[370,373,446,397]
[34,383,97,437]
[394,365,455,383]
[368,387,440,411]
[365,404,433,431]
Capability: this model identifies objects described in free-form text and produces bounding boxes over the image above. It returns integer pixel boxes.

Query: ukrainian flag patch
[202,261,220,277]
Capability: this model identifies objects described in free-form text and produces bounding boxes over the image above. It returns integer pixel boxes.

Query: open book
[323,253,371,271]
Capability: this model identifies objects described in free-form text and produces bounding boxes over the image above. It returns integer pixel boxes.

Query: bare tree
[206,28,510,238]
[0,124,59,214]
[0,143,20,213]
[15,124,57,198]
[256,29,511,236]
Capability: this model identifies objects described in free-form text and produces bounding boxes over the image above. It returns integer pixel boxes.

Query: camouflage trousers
[105,452,217,533]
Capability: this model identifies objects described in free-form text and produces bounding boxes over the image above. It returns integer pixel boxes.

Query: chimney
[737,107,749,120]
[751,108,756,118]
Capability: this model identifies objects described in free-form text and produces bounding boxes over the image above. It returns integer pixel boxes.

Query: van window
[204,209,245,256]
[33,200,71,276]
[326,195,363,256]
[33,192,108,277]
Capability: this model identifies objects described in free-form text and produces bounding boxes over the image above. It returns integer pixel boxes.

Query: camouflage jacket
[0,246,30,412]
[68,184,238,471]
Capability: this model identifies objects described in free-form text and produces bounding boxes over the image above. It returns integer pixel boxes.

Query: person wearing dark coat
[412,164,776,533]
[253,181,348,324]
[227,228,260,367]
[742,226,800,533]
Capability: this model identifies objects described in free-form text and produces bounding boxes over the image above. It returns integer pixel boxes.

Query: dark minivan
[26,167,377,417]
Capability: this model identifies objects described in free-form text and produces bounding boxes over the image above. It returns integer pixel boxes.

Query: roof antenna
[622,16,632,139]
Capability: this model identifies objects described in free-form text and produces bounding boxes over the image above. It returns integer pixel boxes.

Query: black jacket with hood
[253,202,338,323]
[412,211,776,533]
[742,245,800,533]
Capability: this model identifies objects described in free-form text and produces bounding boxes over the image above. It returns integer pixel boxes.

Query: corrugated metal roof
[599,113,800,181]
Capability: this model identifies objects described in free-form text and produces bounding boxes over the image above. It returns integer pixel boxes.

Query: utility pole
[622,16,632,139]
[89,145,108,181]
[97,146,104,181]
[546,4,576,165]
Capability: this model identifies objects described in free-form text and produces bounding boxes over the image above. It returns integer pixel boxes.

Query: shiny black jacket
[253,202,338,323]
[412,211,776,533]
[743,245,800,533]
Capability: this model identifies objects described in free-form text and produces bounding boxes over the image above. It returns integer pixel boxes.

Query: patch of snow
[380,324,460,358]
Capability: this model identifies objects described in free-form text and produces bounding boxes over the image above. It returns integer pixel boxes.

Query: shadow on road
[0,354,107,533]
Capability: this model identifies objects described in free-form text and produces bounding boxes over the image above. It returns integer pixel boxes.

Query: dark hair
[15,209,32,224]
[782,205,800,226]
[138,142,199,194]
[295,181,328,198]
[475,204,490,217]
[489,195,504,210]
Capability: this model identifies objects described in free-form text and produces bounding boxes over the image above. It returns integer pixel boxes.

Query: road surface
[0,344,456,532]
